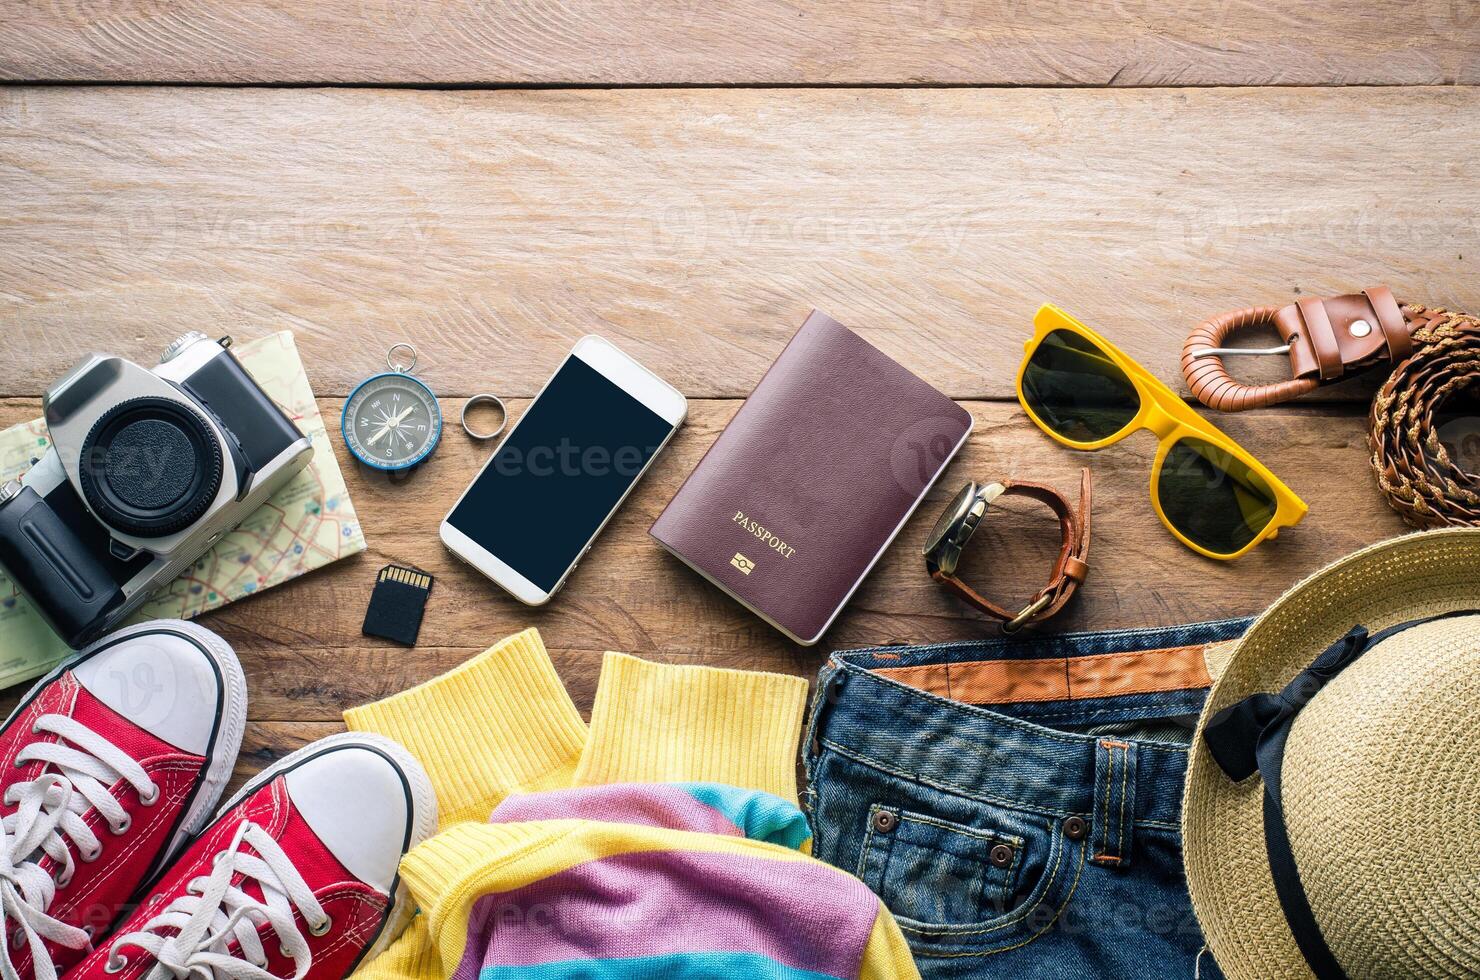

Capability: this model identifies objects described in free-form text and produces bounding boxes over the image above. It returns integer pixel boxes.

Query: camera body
[0,333,314,647]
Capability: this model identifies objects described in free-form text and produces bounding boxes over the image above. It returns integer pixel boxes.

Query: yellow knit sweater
[343,628,919,980]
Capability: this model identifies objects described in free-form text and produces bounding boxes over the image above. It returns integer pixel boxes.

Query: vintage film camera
[0,333,314,647]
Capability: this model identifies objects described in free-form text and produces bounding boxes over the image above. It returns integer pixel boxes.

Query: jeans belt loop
[807,665,847,759]
[1091,738,1138,869]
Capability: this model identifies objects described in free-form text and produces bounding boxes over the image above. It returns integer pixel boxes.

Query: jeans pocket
[858,806,1023,926]
[857,798,1086,959]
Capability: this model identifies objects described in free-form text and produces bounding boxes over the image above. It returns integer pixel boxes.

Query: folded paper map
[0,332,365,688]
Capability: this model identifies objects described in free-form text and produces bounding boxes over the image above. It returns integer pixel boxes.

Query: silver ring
[461,394,507,441]
[386,343,417,374]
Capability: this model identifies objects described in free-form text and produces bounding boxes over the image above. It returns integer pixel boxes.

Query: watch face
[342,374,443,471]
[924,483,978,559]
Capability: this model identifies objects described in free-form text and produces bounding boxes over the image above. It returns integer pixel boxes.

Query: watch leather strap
[930,469,1092,631]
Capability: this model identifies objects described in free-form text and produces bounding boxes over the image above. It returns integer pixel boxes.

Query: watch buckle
[1003,593,1052,634]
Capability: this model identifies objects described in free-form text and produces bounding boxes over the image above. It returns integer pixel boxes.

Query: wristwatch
[922,469,1092,631]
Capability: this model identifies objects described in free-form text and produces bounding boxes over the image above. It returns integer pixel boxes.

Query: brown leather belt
[1181,287,1480,529]
[1181,286,1449,412]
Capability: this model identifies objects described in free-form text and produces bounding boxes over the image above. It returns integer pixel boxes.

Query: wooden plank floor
[3,1,1477,85]
[4,86,1478,401]
[0,3,1475,792]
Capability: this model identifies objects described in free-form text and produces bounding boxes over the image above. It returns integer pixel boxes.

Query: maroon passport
[650,310,973,645]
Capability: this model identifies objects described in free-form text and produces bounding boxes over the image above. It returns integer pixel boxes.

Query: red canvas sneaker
[70,733,436,980]
[0,621,247,980]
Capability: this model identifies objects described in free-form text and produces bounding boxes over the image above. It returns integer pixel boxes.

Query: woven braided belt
[1369,306,1480,528]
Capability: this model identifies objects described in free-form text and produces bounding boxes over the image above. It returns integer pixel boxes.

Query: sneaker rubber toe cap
[283,745,414,894]
[72,628,226,755]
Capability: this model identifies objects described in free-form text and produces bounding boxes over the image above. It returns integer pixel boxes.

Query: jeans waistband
[809,618,1252,830]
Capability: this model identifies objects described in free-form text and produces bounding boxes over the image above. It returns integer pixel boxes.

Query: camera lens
[78,397,224,538]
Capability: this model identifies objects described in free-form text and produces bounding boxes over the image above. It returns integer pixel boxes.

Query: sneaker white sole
[211,730,438,965]
[1,618,248,875]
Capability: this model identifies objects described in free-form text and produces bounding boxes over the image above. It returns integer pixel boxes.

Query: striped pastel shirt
[341,630,919,980]
[398,783,917,980]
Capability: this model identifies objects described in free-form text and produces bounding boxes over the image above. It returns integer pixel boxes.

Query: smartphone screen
[445,355,674,592]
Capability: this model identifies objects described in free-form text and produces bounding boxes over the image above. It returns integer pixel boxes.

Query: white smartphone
[440,335,686,604]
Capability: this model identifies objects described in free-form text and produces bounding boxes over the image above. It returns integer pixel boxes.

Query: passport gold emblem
[731,553,756,575]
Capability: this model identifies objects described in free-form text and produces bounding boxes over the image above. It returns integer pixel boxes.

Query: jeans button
[1064,816,1089,840]
[872,810,898,834]
[989,843,1014,868]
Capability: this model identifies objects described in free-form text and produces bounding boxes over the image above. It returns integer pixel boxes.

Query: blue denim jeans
[803,619,1252,979]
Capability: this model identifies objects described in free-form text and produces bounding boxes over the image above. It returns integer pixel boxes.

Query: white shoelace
[107,821,328,980]
[0,713,158,980]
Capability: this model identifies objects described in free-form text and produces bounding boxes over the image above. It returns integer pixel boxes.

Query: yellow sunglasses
[1016,305,1308,560]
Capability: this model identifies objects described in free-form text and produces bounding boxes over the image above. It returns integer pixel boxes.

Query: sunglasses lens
[1157,437,1278,556]
[1022,329,1140,443]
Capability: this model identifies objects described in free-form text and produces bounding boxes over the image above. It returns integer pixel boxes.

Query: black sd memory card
[362,564,434,646]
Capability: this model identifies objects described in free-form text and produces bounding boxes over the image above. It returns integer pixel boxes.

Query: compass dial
[342,373,443,471]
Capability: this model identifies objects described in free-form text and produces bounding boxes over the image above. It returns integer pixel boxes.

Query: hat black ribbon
[1202,611,1478,980]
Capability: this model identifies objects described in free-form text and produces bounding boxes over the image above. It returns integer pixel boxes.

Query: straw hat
[1183,528,1480,980]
